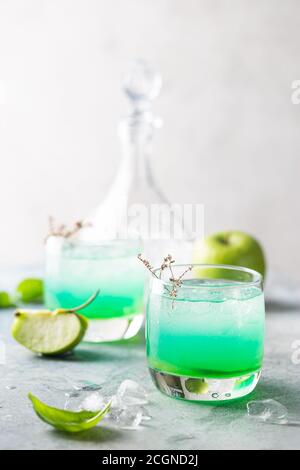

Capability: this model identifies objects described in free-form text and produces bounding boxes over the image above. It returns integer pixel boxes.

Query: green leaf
[0,291,14,308]
[28,393,111,433]
[16,278,44,303]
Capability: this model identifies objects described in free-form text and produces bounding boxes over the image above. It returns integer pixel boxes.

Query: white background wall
[0,0,299,279]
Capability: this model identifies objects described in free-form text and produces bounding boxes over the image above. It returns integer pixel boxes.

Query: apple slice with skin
[11,291,99,356]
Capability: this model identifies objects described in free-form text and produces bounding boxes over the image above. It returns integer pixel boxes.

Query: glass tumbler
[146,264,265,402]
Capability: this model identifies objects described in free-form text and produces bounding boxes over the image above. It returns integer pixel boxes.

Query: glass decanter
[81,59,194,264]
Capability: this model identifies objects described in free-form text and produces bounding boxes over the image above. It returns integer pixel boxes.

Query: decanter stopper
[123,59,162,115]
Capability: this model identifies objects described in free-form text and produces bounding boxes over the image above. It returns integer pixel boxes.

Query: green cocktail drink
[45,237,144,342]
[146,264,265,402]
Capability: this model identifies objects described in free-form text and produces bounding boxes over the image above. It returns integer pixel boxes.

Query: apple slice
[11,291,99,355]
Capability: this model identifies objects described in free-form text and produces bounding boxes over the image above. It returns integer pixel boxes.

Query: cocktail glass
[146,264,265,402]
[45,237,144,342]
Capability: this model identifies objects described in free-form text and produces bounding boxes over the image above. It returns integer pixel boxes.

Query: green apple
[193,231,266,278]
[11,290,99,355]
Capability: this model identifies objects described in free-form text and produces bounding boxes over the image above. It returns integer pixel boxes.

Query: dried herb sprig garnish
[46,216,91,241]
[168,265,193,307]
[137,253,160,278]
[138,253,192,308]
[159,254,175,279]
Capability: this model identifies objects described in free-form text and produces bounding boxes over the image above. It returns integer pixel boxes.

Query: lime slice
[16,278,44,304]
[11,290,99,355]
[28,393,110,433]
[0,291,14,308]
[12,309,88,355]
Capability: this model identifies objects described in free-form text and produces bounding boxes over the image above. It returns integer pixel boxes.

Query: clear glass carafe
[80,60,195,264]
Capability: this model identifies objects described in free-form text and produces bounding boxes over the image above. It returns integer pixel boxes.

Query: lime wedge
[28,393,110,433]
[16,278,44,304]
[12,309,88,355]
[11,291,100,355]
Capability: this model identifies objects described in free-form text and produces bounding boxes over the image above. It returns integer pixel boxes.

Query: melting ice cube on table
[67,379,151,430]
[115,379,148,406]
[79,392,106,412]
[107,380,150,430]
[247,399,288,424]
[64,380,103,410]
[111,407,144,430]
